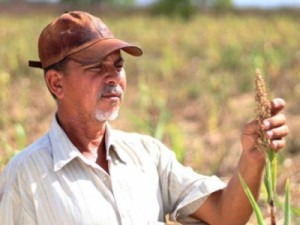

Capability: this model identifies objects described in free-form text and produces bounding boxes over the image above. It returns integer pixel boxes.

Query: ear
[45,70,64,99]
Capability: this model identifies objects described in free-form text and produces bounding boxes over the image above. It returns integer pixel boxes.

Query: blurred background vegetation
[0,0,300,224]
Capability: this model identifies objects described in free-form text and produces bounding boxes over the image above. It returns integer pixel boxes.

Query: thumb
[241,120,259,152]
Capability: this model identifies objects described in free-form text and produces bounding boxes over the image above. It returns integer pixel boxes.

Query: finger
[265,125,289,140]
[270,139,286,152]
[263,114,286,130]
[270,98,286,115]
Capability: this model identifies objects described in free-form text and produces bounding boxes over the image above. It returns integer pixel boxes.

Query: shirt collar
[49,116,130,172]
[104,123,131,164]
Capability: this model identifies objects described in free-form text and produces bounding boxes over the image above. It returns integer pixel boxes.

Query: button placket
[109,158,134,225]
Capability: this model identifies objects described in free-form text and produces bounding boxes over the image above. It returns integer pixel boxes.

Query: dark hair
[44,57,70,99]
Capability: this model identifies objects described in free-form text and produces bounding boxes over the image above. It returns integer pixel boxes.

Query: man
[0,11,288,225]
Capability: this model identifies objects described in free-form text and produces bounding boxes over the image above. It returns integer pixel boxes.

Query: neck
[56,112,108,171]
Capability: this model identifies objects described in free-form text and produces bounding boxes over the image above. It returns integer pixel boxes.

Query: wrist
[238,150,266,179]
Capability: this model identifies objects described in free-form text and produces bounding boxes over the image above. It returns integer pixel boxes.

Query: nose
[105,67,124,85]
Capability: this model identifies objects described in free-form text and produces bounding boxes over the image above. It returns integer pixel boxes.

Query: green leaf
[264,158,274,203]
[268,148,277,195]
[271,155,277,195]
[14,123,27,150]
[264,148,277,203]
[284,179,291,225]
[239,173,266,225]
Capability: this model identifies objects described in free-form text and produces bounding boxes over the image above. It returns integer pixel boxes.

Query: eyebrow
[83,56,124,68]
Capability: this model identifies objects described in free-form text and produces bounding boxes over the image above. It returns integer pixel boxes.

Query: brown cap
[28,11,143,69]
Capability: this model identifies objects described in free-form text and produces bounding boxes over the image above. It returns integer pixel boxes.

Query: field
[0,3,300,224]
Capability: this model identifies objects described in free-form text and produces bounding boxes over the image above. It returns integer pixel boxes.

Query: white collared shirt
[0,117,225,225]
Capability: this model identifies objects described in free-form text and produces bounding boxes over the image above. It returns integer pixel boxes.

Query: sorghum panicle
[255,69,271,150]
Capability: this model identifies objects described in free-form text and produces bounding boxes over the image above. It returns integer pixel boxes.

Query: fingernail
[263,120,271,129]
[266,130,273,138]
[273,99,279,107]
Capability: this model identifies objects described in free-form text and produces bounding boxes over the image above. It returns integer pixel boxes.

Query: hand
[241,98,289,160]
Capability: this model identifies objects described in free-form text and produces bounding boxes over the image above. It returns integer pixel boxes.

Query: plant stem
[270,199,276,225]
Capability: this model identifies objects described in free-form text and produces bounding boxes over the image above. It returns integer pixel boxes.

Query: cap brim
[68,38,143,65]
[28,38,142,69]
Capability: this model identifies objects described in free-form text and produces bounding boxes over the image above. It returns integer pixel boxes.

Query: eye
[115,62,124,72]
[87,64,104,73]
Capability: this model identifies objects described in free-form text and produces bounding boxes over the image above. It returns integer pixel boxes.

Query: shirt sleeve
[0,188,37,225]
[155,139,226,224]
[0,158,37,225]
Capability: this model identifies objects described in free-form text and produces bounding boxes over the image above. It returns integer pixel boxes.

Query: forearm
[191,151,266,225]
[218,151,265,225]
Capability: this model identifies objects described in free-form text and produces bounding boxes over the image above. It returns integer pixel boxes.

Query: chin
[95,109,119,122]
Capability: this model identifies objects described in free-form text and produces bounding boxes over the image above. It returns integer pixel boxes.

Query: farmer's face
[59,50,126,122]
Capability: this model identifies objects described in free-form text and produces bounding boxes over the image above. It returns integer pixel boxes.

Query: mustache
[99,85,123,98]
